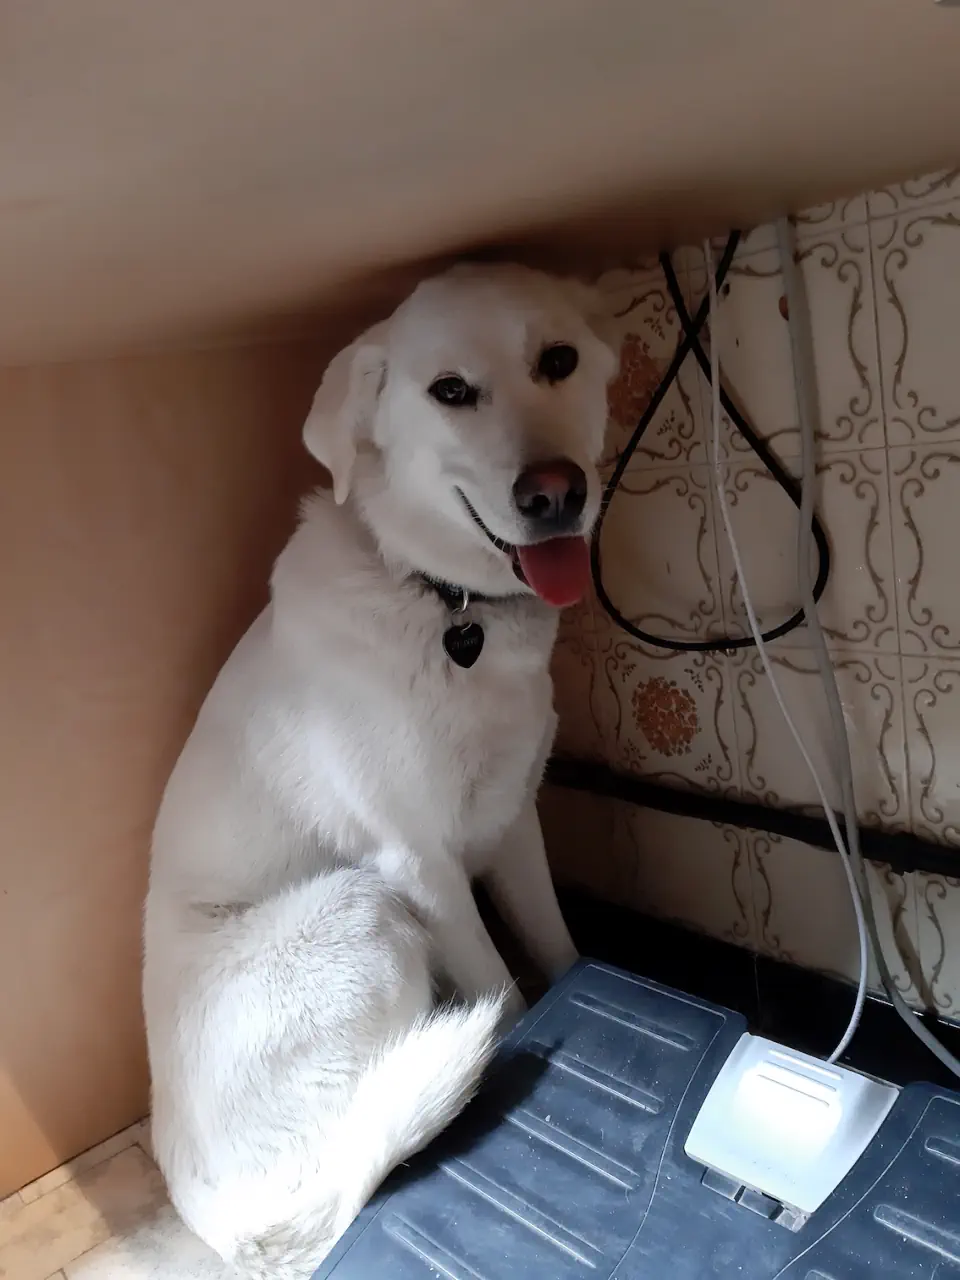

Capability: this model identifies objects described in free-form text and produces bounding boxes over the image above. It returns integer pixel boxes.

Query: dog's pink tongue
[516,537,590,607]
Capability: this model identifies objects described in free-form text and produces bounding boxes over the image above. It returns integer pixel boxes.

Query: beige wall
[543,167,960,1019]
[0,341,326,1197]
[3,2,960,365]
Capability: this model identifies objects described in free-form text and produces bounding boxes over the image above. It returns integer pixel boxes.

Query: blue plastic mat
[316,960,960,1278]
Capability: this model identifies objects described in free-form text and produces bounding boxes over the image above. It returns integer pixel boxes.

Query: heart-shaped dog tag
[443,622,484,669]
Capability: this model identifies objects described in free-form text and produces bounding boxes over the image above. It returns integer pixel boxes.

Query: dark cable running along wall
[546,756,959,879]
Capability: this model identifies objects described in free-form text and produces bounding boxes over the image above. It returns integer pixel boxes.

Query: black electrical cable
[546,756,960,880]
[569,231,960,1076]
[590,231,832,652]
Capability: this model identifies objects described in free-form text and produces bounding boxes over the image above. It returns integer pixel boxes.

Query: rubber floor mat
[316,960,960,1279]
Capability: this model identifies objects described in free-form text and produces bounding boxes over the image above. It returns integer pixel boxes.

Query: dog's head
[303,263,618,606]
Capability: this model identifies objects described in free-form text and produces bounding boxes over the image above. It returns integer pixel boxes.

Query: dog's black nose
[513,460,588,532]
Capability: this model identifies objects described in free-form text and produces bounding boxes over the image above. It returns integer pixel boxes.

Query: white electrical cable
[703,240,869,1064]
[776,217,960,1080]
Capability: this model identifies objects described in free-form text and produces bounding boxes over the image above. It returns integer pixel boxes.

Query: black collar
[416,491,527,612]
[417,574,517,612]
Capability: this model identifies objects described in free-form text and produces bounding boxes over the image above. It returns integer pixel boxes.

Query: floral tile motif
[871,198,960,444]
[598,268,704,468]
[867,169,960,219]
[915,873,960,1018]
[750,831,922,1004]
[622,808,756,948]
[689,223,883,459]
[596,464,724,642]
[901,656,960,845]
[605,330,665,449]
[889,445,960,654]
[590,620,740,795]
[714,450,898,651]
[729,648,908,828]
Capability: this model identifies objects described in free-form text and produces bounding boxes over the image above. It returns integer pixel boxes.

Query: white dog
[143,262,617,1277]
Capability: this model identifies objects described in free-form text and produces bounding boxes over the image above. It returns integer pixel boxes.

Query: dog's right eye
[428,375,478,408]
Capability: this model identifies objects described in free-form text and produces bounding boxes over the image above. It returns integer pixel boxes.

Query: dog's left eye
[428,375,478,408]
[536,343,579,383]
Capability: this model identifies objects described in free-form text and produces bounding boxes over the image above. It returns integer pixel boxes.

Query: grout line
[54,1234,102,1278]
[18,1117,150,1205]
[136,1120,154,1161]
[740,826,768,958]
[0,1188,24,1220]
[865,181,960,225]
[864,212,892,449]
[867,199,918,850]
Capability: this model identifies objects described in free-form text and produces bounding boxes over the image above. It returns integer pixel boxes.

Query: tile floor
[0,1123,230,1280]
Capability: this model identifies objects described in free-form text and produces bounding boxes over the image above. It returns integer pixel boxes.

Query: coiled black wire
[590,230,832,651]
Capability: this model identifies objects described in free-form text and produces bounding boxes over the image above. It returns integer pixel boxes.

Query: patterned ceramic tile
[668,244,709,277]
[865,863,925,1004]
[714,450,898,651]
[539,785,637,907]
[598,268,705,468]
[708,196,869,262]
[689,223,883,460]
[729,648,908,828]
[622,808,757,948]
[750,831,922,1003]
[555,586,598,653]
[867,169,960,219]
[590,621,741,795]
[594,251,663,282]
[552,597,607,761]
[547,169,960,1002]
[889,445,960,654]
[796,195,870,240]
[902,656,960,845]
[596,464,724,642]
[706,223,780,261]
[915,873,960,1018]
[872,198,960,444]
[0,1146,166,1280]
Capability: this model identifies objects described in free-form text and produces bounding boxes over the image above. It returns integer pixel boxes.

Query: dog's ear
[303,321,390,504]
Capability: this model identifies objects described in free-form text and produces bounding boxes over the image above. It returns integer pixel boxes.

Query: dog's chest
[356,599,557,851]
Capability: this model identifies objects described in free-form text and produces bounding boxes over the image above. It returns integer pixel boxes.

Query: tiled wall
[543,168,960,1018]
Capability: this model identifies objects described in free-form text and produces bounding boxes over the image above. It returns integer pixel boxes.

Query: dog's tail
[234,993,504,1278]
